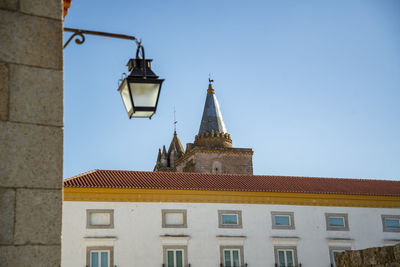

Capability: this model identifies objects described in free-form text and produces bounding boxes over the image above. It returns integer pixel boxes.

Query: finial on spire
[173,106,178,133]
[207,74,215,94]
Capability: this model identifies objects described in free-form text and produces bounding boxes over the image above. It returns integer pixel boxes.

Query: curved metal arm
[63,31,85,49]
[63,27,139,49]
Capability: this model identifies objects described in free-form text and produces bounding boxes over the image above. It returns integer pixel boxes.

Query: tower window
[212,161,222,174]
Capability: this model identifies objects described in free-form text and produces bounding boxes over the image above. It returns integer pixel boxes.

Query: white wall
[62,201,400,267]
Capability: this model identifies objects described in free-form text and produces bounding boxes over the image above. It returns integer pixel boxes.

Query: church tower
[155,80,253,174]
[175,81,253,174]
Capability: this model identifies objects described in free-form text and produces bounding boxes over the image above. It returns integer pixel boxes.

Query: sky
[63,0,400,180]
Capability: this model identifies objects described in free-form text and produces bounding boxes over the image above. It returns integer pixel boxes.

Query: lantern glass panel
[129,82,160,108]
[119,81,133,114]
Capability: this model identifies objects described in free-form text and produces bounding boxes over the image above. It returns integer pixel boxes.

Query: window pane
[130,82,160,107]
[167,251,174,267]
[165,213,184,225]
[90,252,99,267]
[224,250,231,267]
[222,214,238,225]
[275,215,290,226]
[278,251,285,267]
[119,82,133,114]
[100,252,108,267]
[90,213,110,226]
[385,219,400,228]
[232,250,239,267]
[286,250,293,267]
[176,251,183,267]
[328,217,345,227]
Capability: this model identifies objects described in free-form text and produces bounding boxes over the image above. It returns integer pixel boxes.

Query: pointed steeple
[198,81,227,135]
[154,131,185,172]
[194,80,232,148]
[168,131,184,158]
[156,148,161,164]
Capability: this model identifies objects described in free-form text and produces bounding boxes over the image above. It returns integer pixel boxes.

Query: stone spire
[154,131,185,171]
[194,81,232,148]
[168,131,184,158]
[198,82,227,135]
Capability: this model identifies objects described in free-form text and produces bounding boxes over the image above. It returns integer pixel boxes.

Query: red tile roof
[63,170,400,196]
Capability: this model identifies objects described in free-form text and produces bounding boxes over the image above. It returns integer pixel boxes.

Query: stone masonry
[0,0,63,266]
[175,149,253,175]
[154,82,253,175]
[335,244,400,267]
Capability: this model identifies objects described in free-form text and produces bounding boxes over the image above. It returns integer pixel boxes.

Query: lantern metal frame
[63,27,164,119]
[117,42,164,119]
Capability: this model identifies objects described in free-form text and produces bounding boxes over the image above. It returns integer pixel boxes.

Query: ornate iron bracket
[63,27,139,49]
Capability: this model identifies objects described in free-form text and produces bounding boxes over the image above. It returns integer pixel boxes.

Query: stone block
[0,0,18,11]
[14,188,61,245]
[20,0,62,20]
[9,64,63,126]
[0,244,60,267]
[0,188,15,244]
[394,244,400,262]
[0,62,8,121]
[0,10,62,70]
[0,121,63,189]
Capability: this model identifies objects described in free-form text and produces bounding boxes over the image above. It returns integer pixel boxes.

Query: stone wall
[176,150,253,175]
[0,0,63,266]
[335,244,400,267]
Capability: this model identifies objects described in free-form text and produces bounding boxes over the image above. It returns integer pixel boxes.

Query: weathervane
[209,73,214,84]
[174,106,178,132]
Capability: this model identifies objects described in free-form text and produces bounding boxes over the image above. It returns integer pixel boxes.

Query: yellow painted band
[63,187,400,208]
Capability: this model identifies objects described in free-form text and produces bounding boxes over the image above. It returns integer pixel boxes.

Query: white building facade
[62,170,400,267]
[62,201,400,267]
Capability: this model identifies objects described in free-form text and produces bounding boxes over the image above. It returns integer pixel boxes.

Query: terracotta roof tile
[63,170,400,196]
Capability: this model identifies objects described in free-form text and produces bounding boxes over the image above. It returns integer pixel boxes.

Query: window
[329,247,350,267]
[163,246,188,267]
[212,161,222,174]
[325,213,349,231]
[86,247,113,267]
[220,246,244,267]
[274,246,298,267]
[382,215,400,232]
[162,209,187,228]
[218,210,242,228]
[271,212,295,230]
[86,209,114,229]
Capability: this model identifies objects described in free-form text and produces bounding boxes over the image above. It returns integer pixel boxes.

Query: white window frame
[274,246,298,267]
[381,215,400,232]
[325,213,349,231]
[218,210,242,228]
[86,246,113,267]
[220,246,244,267]
[166,249,184,267]
[163,245,188,267]
[271,212,295,230]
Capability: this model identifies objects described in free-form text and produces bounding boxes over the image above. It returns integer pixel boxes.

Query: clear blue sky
[64,0,400,180]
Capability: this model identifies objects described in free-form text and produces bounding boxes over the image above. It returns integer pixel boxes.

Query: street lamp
[63,27,164,119]
[118,44,164,119]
